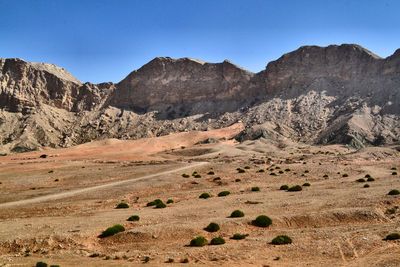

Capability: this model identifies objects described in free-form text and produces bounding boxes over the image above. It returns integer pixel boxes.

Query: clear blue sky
[1,0,399,83]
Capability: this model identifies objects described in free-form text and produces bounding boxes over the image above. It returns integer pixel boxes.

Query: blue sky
[1,0,399,83]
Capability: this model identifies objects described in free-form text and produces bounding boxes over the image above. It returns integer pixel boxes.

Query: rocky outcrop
[110,57,258,115]
[0,44,399,153]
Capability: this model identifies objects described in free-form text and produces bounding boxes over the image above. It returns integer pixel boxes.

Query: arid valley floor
[0,124,399,266]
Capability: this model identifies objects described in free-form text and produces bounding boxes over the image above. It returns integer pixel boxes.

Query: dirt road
[0,161,207,208]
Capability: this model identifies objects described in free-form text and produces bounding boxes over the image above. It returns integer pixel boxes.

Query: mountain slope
[0,44,399,153]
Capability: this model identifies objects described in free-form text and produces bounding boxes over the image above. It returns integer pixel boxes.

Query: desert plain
[0,123,399,267]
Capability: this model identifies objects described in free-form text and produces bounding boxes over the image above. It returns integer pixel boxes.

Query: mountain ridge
[0,43,399,153]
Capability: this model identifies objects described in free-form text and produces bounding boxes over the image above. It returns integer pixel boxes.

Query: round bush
[210,237,225,245]
[146,199,163,207]
[388,189,400,195]
[190,236,208,247]
[231,233,246,240]
[253,215,272,227]
[287,185,302,192]
[36,262,48,267]
[230,210,245,218]
[127,215,140,221]
[116,202,129,209]
[237,168,245,173]
[278,170,284,174]
[392,172,398,175]
[194,174,202,178]
[244,166,251,169]
[275,166,281,169]
[302,182,311,187]
[207,171,215,175]
[385,233,400,240]
[391,167,397,170]
[99,224,125,238]
[270,172,277,176]
[280,185,289,190]
[342,173,349,177]
[166,199,174,204]
[218,191,230,197]
[251,186,260,191]
[323,174,328,178]
[364,184,370,188]
[155,202,166,209]
[271,235,292,245]
[182,174,190,178]
[199,192,211,199]
[367,177,375,182]
[204,222,220,232]
[357,178,366,183]
[285,168,291,172]
[365,174,372,178]
[257,169,265,173]
[304,170,310,173]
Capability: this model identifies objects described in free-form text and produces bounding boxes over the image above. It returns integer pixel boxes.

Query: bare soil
[0,126,399,266]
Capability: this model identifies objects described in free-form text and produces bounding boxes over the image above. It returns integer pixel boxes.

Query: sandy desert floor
[0,125,399,266]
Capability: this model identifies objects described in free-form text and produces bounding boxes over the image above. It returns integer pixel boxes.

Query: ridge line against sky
[1,0,399,83]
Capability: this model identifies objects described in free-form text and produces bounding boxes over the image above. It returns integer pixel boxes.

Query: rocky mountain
[0,44,399,153]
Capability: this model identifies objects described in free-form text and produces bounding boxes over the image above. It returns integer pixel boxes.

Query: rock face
[0,44,399,153]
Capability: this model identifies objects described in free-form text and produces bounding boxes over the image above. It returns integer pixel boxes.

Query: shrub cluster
[271,235,292,245]
[127,215,140,221]
[190,236,208,246]
[204,222,220,232]
[253,215,272,227]
[230,210,245,218]
[218,191,230,197]
[210,237,225,245]
[99,224,125,238]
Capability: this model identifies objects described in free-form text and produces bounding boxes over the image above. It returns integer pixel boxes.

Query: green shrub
[357,178,366,183]
[181,258,189,263]
[303,162,307,164]
[270,172,277,176]
[278,170,284,174]
[304,170,310,173]
[147,199,162,206]
[237,168,245,173]
[391,167,398,170]
[302,182,310,187]
[218,191,230,197]
[392,172,398,175]
[231,233,246,240]
[388,189,400,195]
[367,177,375,181]
[288,185,302,192]
[210,237,225,245]
[280,185,289,190]
[365,174,372,178]
[36,262,48,267]
[144,256,150,263]
[155,201,166,208]
[204,222,220,232]
[235,178,241,182]
[301,173,305,177]
[230,210,245,218]
[116,202,129,209]
[194,174,202,178]
[166,258,174,263]
[182,174,190,178]
[253,215,272,227]
[251,186,260,191]
[323,174,328,178]
[192,171,198,176]
[166,199,174,204]
[364,184,370,188]
[284,168,291,172]
[257,169,265,173]
[244,166,251,169]
[385,233,400,240]
[54,179,59,182]
[99,224,125,238]
[385,207,398,214]
[207,171,215,175]
[127,215,140,221]
[190,236,208,246]
[271,235,292,245]
[199,192,211,199]
[342,173,349,177]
